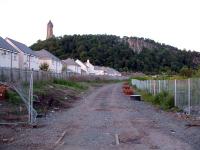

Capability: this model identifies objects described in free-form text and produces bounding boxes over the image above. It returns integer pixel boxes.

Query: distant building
[0,36,19,68]
[46,20,54,39]
[75,59,121,76]
[85,59,96,75]
[5,38,39,70]
[75,59,89,74]
[94,66,105,75]
[35,49,62,73]
[103,67,122,76]
[62,58,81,74]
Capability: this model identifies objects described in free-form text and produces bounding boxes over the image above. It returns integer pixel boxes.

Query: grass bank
[137,89,180,111]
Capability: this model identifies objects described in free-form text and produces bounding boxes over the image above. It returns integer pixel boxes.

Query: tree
[30,34,200,74]
[179,66,193,77]
[39,63,49,71]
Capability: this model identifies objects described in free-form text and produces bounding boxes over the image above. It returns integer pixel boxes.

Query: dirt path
[1,83,200,150]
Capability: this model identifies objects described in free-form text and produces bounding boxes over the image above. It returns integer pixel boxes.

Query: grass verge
[137,89,180,111]
[53,79,88,90]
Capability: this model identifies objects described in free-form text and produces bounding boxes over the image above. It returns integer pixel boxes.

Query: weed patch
[138,90,175,111]
[6,90,22,105]
[53,79,87,90]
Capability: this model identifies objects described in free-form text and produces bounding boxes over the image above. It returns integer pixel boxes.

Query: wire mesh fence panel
[132,78,200,117]
[190,78,200,116]
[176,79,188,113]
[0,68,37,124]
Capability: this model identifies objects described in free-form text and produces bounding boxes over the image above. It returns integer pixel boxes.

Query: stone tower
[46,20,54,39]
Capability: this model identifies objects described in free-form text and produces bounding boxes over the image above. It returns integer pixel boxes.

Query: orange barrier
[0,85,7,100]
[122,83,134,95]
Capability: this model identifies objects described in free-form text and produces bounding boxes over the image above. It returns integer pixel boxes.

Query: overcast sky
[0,0,200,51]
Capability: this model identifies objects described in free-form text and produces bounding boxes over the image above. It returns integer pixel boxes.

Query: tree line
[30,34,200,74]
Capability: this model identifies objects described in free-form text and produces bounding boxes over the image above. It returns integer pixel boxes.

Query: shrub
[179,66,193,77]
[39,63,49,71]
[139,90,174,111]
[6,90,22,105]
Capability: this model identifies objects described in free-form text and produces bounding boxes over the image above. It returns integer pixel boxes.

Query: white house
[94,66,105,75]
[62,58,81,74]
[35,49,62,73]
[0,36,19,68]
[84,59,96,75]
[5,38,39,70]
[75,59,121,76]
[75,59,89,75]
[103,67,122,76]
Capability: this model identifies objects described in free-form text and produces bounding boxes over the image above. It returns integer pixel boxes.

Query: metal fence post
[28,71,33,124]
[174,79,177,107]
[153,80,156,95]
[188,78,191,115]
[158,80,161,93]
[150,80,151,94]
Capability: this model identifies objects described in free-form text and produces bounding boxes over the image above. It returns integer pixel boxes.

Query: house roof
[35,49,60,61]
[62,58,80,66]
[102,67,120,74]
[0,36,18,53]
[6,38,36,56]
[94,66,104,71]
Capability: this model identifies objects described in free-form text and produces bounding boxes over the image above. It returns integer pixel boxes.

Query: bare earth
[1,83,200,150]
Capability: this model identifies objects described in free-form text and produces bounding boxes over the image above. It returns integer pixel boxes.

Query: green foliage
[53,79,87,90]
[39,62,49,71]
[179,66,193,77]
[6,90,22,105]
[132,76,152,80]
[30,35,200,73]
[139,90,174,110]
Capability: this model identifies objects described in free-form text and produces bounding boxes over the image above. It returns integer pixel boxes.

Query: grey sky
[1,0,200,51]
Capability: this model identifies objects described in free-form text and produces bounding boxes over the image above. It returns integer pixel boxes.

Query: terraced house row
[0,36,63,73]
[0,35,121,76]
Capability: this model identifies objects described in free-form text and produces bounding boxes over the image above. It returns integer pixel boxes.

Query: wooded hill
[30,35,200,74]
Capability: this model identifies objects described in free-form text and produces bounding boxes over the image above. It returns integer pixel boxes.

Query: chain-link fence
[132,79,200,116]
[0,68,36,125]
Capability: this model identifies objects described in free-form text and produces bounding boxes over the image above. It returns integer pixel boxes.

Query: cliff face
[127,38,156,53]
[123,37,178,53]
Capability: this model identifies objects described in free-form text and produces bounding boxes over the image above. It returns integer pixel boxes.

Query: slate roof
[35,49,60,61]
[0,36,18,53]
[62,58,80,66]
[6,38,36,56]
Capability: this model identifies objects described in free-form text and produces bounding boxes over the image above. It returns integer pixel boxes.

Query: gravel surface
[1,83,200,150]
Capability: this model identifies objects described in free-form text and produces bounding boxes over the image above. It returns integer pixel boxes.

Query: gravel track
[1,83,200,150]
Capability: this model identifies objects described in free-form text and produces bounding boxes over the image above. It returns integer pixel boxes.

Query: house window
[1,51,6,55]
[13,54,17,61]
[1,51,6,58]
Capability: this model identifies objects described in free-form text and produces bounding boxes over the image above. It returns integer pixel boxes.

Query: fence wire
[0,68,36,124]
[132,79,200,116]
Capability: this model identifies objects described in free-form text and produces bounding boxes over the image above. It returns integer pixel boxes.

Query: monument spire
[46,20,54,39]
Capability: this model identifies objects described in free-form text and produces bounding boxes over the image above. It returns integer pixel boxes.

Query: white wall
[67,65,81,74]
[85,60,95,74]
[22,54,39,70]
[75,59,88,74]
[0,49,19,68]
[5,38,40,71]
[51,59,63,73]
[38,58,62,73]
[94,69,104,75]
